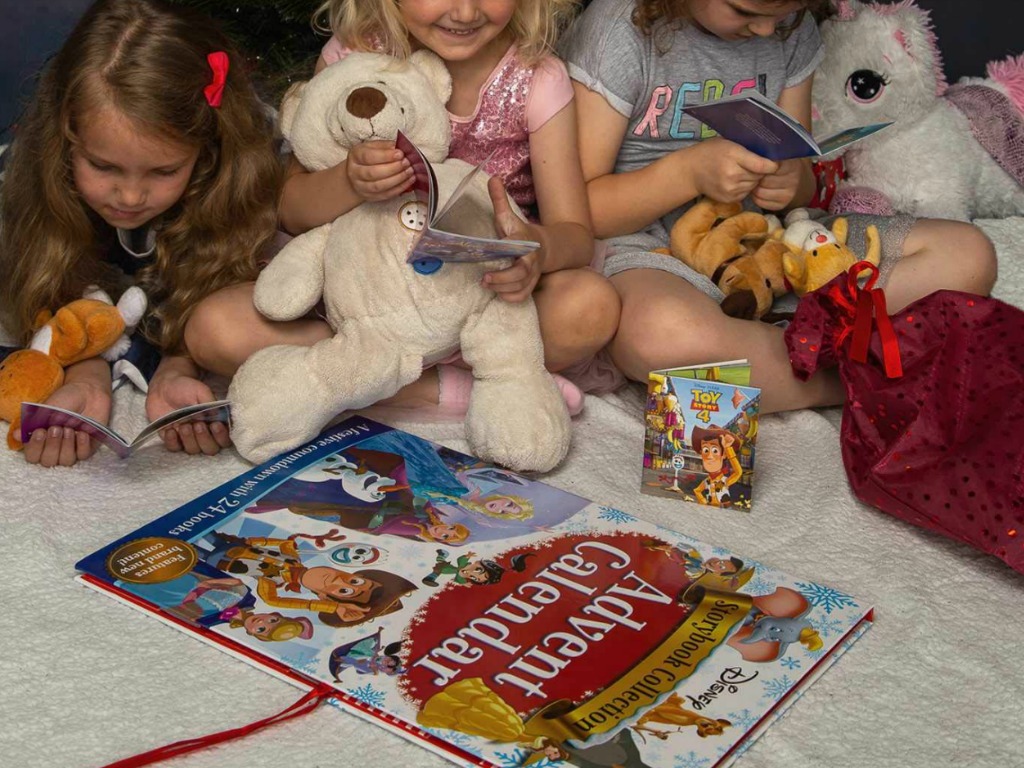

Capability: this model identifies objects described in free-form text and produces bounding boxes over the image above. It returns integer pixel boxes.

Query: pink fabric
[785,266,1024,575]
[320,37,572,221]
[945,83,1024,188]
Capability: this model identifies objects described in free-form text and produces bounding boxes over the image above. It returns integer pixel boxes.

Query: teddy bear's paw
[253,276,322,322]
[228,347,336,464]
[465,374,571,473]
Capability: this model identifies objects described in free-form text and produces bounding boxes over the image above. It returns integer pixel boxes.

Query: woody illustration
[689,426,743,507]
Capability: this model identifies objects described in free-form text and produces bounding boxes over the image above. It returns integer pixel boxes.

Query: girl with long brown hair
[0,0,292,466]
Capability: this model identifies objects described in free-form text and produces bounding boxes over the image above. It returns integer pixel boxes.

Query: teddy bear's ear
[409,50,453,105]
[278,81,307,140]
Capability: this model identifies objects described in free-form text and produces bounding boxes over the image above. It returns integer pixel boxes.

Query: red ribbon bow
[828,260,903,379]
[203,51,229,108]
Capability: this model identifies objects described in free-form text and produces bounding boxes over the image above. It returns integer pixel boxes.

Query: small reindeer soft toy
[813,0,1024,220]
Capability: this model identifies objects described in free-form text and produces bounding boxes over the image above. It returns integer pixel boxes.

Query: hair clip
[204,51,229,108]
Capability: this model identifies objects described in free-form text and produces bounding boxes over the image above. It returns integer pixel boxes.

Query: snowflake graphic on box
[674,750,712,768]
[761,674,794,702]
[810,614,848,639]
[726,708,759,731]
[779,655,802,670]
[795,582,858,614]
[597,506,636,524]
[349,683,386,708]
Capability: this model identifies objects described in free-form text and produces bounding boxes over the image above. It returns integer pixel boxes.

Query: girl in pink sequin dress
[278,0,620,416]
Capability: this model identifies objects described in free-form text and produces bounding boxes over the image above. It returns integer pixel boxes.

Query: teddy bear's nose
[346,87,388,119]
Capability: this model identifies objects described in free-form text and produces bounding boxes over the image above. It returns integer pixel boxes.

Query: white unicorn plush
[812,0,1024,221]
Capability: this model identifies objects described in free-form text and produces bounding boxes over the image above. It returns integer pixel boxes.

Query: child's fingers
[349,159,411,183]
[735,151,779,176]
[57,427,78,467]
[210,420,233,449]
[487,177,521,238]
[191,421,221,456]
[354,170,415,200]
[175,423,201,455]
[75,431,96,461]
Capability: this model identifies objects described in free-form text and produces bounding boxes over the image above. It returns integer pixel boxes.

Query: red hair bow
[204,51,229,108]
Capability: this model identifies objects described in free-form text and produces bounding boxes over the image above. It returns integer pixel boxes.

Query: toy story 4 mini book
[76,417,871,768]
[643,361,760,510]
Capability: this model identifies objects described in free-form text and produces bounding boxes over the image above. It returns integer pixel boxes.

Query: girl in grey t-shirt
[561,0,996,413]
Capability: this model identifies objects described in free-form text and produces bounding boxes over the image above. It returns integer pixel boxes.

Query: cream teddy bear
[228,52,570,471]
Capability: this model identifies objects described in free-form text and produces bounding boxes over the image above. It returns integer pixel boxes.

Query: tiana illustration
[690,427,744,507]
[226,608,315,643]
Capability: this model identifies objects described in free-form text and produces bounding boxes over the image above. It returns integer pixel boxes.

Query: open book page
[682,92,891,160]
[20,400,231,458]
[394,131,539,263]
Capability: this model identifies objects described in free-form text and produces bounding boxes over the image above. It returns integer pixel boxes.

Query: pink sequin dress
[320,39,573,222]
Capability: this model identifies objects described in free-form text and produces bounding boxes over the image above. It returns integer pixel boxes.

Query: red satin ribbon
[828,260,903,379]
[204,51,229,108]
[810,156,846,211]
[100,684,335,768]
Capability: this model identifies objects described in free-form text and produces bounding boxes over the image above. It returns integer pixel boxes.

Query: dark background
[1,0,1020,144]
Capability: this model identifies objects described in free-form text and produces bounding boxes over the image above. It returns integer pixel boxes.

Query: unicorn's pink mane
[867,0,948,96]
[987,54,1024,114]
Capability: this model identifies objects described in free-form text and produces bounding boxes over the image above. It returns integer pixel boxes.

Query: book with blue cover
[682,92,891,161]
[75,416,872,768]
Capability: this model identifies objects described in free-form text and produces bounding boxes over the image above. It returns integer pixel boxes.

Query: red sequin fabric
[786,267,1024,574]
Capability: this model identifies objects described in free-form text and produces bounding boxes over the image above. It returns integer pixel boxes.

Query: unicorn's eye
[846,70,888,103]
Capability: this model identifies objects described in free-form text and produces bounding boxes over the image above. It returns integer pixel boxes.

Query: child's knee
[539,270,621,349]
[183,283,257,367]
[959,224,998,295]
[906,220,998,295]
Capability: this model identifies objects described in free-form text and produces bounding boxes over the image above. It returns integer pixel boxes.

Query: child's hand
[751,158,803,211]
[346,140,414,202]
[24,380,112,468]
[483,177,545,303]
[691,138,779,203]
[146,372,231,456]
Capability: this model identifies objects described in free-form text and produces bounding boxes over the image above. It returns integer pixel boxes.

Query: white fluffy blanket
[2,219,1023,768]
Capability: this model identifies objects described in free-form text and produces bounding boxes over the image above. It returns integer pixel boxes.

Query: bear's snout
[346,87,388,119]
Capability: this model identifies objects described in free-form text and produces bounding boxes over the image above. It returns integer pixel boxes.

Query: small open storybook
[642,361,760,510]
[21,400,230,458]
[76,416,871,768]
[682,92,891,161]
[396,131,539,264]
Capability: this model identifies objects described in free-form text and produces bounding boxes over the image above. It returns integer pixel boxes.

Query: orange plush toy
[0,286,146,449]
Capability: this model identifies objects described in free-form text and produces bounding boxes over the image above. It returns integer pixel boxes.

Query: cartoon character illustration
[423,551,534,587]
[255,563,417,628]
[204,530,348,578]
[328,627,405,678]
[422,489,535,523]
[291,454,407,502]
[527,730,654,768]
[226,608,314,643]
[117,571,254,627]
[739,614,823,657]
[327,541,386,566]
[646,377,686,454]
[630,693,732,742]
[642,540,755,594]
[727,586,822,663]
[398,501,471,545]
[690,426,744,507]
[202,532,417,628]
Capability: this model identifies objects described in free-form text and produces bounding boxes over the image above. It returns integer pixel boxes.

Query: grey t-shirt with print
[559,0,823,236]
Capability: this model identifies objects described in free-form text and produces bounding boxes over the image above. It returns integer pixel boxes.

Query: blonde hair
[316,0,582,66]
[403,504,471,544]
[0,0,282,351]
[425,490,535,521]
